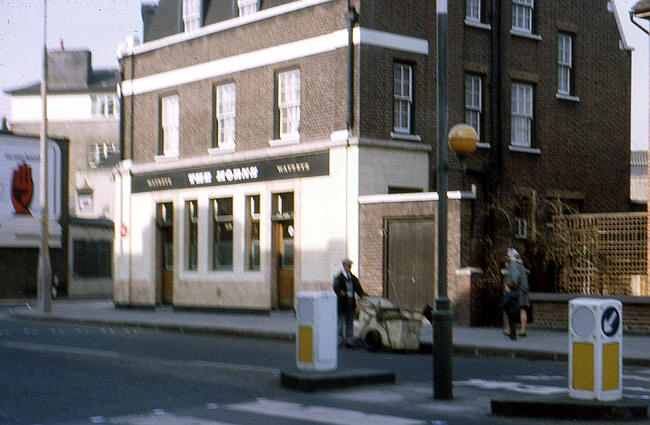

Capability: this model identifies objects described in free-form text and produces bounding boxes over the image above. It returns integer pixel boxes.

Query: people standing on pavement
[501,281,520,340]
[333,258,366,347]
[506,248,530,337]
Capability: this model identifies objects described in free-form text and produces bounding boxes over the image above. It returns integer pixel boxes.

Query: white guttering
[121,28,429,97]
[610,0,634,51]
[358,186,477,204]
[120,0,333,57]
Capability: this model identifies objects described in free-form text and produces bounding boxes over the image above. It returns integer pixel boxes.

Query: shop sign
[131,152,329,193]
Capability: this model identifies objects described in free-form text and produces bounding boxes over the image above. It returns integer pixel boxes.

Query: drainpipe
[486,0,503,239]
[346,1,358,131]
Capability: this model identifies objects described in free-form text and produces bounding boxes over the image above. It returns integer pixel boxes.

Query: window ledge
[391,132,422,142]
[509,145,541,154]
[154,154,179,162]
[208,145,236,155]
[269,136,300,147]
[464,19,491,31]
[477,142,491,149]
[510,29,542,41]
[556,93,580,102]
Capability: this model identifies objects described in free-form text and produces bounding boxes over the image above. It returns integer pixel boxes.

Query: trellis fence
[552,212,648,296]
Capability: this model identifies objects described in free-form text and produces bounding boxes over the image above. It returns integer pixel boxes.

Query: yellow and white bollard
[296,291,337,371]
[569,298,622,401]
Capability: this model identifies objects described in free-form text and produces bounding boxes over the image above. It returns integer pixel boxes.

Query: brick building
[5,49,119,297]
[115,0,631,318]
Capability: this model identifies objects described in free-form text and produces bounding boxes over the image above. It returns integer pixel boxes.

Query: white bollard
[568,298,622,401]
[296,291,337,371]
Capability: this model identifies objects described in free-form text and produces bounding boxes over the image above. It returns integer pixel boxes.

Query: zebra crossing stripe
[226,399,426,425]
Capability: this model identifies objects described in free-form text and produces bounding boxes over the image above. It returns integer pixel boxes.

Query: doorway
[273,192,294,309]
[384,218,435,311]
[156,202,174,305]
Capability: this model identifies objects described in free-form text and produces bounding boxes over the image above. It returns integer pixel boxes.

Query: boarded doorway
[384,218,435,311]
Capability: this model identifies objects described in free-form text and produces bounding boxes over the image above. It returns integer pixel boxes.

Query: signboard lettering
[132,152,329,193]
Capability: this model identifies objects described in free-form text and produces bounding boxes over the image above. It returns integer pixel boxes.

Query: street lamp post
[433,0,452,401]
[434,0,480,400]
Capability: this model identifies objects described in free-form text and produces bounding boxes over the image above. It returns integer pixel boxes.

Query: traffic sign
[601,306,620,337]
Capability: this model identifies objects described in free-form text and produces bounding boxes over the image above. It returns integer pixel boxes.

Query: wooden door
[275,221,294,309]
[157,202,174,305]
[385,218,435,311]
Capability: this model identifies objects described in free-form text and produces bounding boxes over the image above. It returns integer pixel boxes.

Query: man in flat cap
[333,258,366,347]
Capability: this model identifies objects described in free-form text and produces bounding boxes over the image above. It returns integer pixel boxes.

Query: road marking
[107,412,232,425]
[454,379,567,395]
[226,399,426,425]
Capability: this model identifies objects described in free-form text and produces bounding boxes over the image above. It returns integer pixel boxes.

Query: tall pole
[37,0,52,312]
[434,0,453,400]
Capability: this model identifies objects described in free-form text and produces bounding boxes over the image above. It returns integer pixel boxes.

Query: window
[73,240,112,278]
[212,197,233,270]
[161,95,179,157]
[511,83,533,148]
[183,0,202,32]
[91,95,118,118]
[246,195,260,270]
[465,74,482,140]
[238,0,259,16]
[558,33,573,96]
[512,0,533,33]
[186,200,198,271]
[466,0,480,22]
[277,69,301,140]
[393,63,413,134]
[215,83,236,149]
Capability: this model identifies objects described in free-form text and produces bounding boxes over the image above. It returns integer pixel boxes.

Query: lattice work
[552,212,648,296]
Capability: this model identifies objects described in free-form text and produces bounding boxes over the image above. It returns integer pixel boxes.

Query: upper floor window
[465,74,482,140]
[91,95,118,118]
[183,0,202,32]
[277,69,301,140]
[161,94,179,157]
[393,63,413,134]
[558,33,573,96]
[511,83,533,148]
[238,0,259,16]
[215,83,236,149]
[466,0,480,22]
[512,0,533,33]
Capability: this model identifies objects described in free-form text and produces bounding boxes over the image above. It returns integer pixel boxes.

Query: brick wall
[530,293,650,335]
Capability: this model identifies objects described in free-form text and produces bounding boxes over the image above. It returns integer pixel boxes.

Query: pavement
[4,298,650,421]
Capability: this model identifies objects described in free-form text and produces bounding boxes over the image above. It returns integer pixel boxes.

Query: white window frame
[393,63,413,134]
[512,0,533,33]
[466,0,480,22]
[511,83,533,148]
[183,0,202,32]
[161,95,180,157]
[238,0,259,16]
[91,94,118,118]
[216,83,236,149]
[558,33,573,96]
[278,69,301,140]
[465,74,482,140]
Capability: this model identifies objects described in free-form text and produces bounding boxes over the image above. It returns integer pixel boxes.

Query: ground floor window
[73,240,112,278]
[212,197,233,270]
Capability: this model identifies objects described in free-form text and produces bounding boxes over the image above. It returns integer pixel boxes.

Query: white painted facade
[113,139,430,309]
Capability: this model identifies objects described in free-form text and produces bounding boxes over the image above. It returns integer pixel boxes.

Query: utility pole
[37,0,52,313]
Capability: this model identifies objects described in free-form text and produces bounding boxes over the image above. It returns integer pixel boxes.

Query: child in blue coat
[501,281,520,340]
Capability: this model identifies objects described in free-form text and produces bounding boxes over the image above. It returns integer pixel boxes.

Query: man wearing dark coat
[332,258,366,347]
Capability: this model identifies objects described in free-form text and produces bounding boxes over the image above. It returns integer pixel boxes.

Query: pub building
[112,0,433,311]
